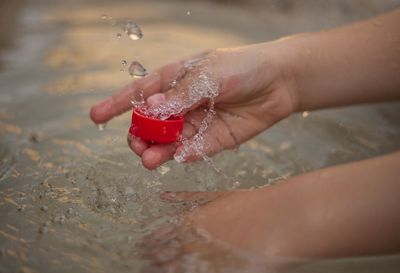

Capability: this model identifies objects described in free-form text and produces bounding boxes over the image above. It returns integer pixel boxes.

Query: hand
[141,189,302,273]
[90,44,298,169]
[141,152,400,271]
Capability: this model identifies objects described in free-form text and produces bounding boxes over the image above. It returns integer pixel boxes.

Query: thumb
[146,67,218,117]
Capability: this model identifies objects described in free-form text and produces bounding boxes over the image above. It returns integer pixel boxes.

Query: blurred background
[1,0,400,272]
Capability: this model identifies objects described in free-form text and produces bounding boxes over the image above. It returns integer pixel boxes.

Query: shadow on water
[0,0,400,272]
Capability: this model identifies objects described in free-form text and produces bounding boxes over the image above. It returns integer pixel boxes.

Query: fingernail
[147,93,166,107]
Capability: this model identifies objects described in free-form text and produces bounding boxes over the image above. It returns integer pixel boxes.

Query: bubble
[128,61,148,78]
[123,21,143,40]
[97,123,107,131]
[116,33,122,38]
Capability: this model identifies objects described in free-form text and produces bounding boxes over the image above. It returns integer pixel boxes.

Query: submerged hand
[90,44,298,169]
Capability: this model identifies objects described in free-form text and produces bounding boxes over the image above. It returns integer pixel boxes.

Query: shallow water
[1,0,400,272]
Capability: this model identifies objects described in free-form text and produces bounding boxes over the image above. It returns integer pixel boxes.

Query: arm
[174,152,400,259]
[277,8,400,111]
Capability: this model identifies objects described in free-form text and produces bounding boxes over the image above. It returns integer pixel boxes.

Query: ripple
[0,144,15,182]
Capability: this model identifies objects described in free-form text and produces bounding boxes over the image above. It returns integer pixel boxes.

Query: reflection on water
[0,0,400,272]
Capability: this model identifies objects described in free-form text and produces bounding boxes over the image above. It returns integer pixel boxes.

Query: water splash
[97,123,107,131]
[144,58,218,120]
[124,21,143,40]
[130,90,145,107]
[128,61,147,78]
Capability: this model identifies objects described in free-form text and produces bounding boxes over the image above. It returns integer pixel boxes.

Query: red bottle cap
[129,107,184,144]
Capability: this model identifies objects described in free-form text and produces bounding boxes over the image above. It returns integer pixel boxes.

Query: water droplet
[40,205,48,212]
[97,123,107,131]
[169,79,177,88]
[130,91,145,107]
[301,111,309,118]
[186,11,191,15]
[116,33,122,38]
[121,60,127,65]
[128,61,147,78]
[158,166,170,175]
[123,21,143,40]
[100,14,107,20]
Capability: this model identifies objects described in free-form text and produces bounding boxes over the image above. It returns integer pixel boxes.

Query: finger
[145,61,214,117]
[160,191,225,203]
[127,133,149,156]
[141,143,179,170]
[90,61,185,124]
[173,111,238,163]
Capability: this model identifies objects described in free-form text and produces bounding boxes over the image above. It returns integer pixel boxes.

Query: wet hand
[90,44,298,169]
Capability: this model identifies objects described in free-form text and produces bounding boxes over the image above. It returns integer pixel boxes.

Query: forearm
[274,9,400,112]
[267,151,400,258]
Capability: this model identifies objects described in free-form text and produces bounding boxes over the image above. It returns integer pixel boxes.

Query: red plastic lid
[129,107,184,144]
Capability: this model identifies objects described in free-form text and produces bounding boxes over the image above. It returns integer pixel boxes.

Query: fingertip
[89,99,113,124]
[141,150,162,170]
[127,134,148,156]
[147,93,166,107]
[141,144,177,170]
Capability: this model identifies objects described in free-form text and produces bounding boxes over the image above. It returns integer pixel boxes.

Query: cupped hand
[90,44,298,169]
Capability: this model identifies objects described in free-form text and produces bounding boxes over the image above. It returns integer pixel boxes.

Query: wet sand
[0,0,400,272]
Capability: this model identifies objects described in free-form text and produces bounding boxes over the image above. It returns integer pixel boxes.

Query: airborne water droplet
[97,123,107,131]
[116,33,122,38]
[186,11,191,15]
[123,21,143,40]
[121,60,127,65]
[301,111,309,118]
[128,61,147,78]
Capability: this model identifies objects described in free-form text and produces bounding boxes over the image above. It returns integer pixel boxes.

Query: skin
[90,8,400,269]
